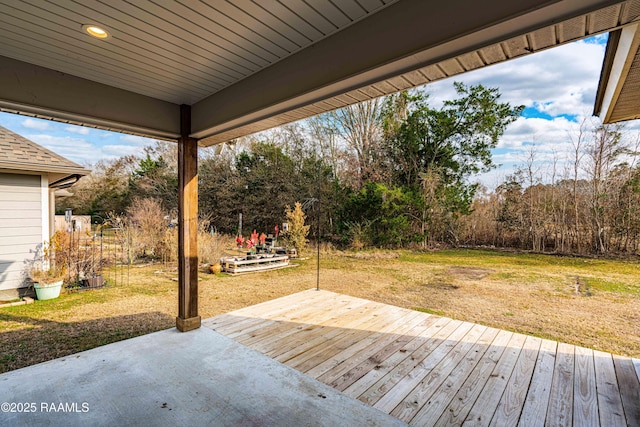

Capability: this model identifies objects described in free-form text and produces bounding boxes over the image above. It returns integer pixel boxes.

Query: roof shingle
[0,125,88,174]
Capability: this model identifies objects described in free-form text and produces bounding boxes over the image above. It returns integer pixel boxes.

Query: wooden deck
[204,289,640,426]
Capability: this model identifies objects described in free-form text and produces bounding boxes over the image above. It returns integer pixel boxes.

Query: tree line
[58,83,640,256]
[463,121,640,255]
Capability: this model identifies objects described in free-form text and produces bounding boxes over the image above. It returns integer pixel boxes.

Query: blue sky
[1,34,638,187]
[422,34,640,187]
[0,112,156,167]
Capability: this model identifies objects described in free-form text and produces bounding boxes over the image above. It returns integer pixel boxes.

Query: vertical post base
[176,316,201,332]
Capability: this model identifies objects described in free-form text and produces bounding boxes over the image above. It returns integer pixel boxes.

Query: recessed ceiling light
[82,24,110,40]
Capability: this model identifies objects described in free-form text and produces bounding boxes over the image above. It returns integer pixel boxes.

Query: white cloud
[500,116,576,149]
[474,169,510,190]
[101,144,146,158]
[65,126,90,135]
[488,116,593,183]
[21,118,51,130]
[119,134,156,145]
[27,135,147,164]
[424,40,605,116]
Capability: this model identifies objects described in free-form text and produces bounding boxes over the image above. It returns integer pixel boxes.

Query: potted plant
[29,241,65,300]
[76,241,104,288]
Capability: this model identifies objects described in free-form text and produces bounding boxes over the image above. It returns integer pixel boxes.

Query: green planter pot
[34,280,63,300]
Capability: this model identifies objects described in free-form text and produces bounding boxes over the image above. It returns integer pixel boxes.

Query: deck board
[204,289,640,426]
[595,350,627,427]
[489,335,542,427]
[518,339,557,427]
[270,303,393,362]
[314,311,426,381]
[306,311,426,380]
[418,327,505,426]
[341,317,452,398]
[238,297,372,348]
[633,358,640,383]
[430,329,511,426]
[613,355,640,427]
[328,318,441,392]
[389,323,489,423]
[380,321,479,416]
[546,342,575,426]
[573,346,599,427]
[464,331,528,426]
[353,318,463,405]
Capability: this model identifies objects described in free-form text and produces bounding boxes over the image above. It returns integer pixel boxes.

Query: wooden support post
[176,104,200,332]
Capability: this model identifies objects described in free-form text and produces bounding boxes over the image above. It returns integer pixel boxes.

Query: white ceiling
[0,0,396,105]
[0,0,638,145]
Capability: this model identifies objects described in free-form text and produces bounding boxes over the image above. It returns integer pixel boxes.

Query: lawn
[1,248,639,373]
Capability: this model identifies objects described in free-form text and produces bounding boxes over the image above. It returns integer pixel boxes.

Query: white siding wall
[0,172,43,292]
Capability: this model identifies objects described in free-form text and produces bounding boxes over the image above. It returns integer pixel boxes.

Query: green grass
[401,248,630,268]
[2,247,640,374]
[3,290,107,316]
[401,248,640,282]
[413,307,446,316]
[585,277,640,296]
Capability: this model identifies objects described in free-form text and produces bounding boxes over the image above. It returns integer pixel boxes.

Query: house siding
[0,172,42,293]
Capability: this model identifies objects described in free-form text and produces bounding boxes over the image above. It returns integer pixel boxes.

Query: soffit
[200,0,640,145]
[0,0,637,144]
[594,23,640,122]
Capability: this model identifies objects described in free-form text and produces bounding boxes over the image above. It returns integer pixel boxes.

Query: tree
[330,98,386,186]
[128,142,179,212]
[56,155,138,220]
[609,164,640,252]
[126,197,168,259]
[233,142,298,233]
[339,182,419,247]
[198,149,241,232]
[307,113,343,180]
[585,123,625,253]
[495,178,525,248]
[384,83,523,215]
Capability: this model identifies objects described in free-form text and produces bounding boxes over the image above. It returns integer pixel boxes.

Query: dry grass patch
[1,248,639,373]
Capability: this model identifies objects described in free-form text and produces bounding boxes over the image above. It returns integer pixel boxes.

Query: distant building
[0,125,89,299]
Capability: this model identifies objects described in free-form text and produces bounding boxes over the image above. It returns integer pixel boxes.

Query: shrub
[155,217,234,266]
[126,198,168,260]
[282,202,310,254]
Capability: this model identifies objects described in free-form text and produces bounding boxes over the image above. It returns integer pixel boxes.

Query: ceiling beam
[191,0,625,142]
[0,56,180,139]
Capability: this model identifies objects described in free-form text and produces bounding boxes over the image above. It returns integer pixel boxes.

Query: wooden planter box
[82,275,105,288]
[220,254,290,275]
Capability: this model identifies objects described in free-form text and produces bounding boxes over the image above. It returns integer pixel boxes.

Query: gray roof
[0,125,88,175]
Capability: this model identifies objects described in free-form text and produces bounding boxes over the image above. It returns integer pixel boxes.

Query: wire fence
[57,225,131,290]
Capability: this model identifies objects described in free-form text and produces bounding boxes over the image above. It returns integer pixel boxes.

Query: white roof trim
[598,24,640,122]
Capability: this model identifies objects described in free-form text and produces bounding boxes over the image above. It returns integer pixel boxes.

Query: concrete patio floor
[0,326,405,426]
